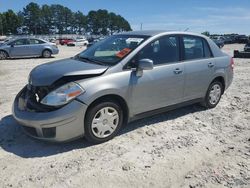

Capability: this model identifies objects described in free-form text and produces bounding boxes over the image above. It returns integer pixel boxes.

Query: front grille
[42,127,56,138]
[22,126,38,137]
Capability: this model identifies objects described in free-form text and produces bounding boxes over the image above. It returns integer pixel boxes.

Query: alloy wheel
[43,50,51,58]
[0,51,7,60]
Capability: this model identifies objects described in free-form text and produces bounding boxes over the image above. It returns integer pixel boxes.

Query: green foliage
[0,10,21,35]
[201,31,210,37]
[0,2,132,35]
[86,9,131,35]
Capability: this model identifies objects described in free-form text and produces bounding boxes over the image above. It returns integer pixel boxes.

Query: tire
[84,101,123,144]
[0,50,8,60]
[42,49,52,58]
[201,81,223,108]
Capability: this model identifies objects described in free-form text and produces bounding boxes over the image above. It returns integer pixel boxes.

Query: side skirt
[129,98,203,122]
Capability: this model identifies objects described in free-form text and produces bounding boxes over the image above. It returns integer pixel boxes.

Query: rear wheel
[42,49,52,58]
[0,51,8,60]
[84,101,123,144]
[202,81,223,108]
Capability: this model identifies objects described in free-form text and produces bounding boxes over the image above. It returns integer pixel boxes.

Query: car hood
[29,58,108,86]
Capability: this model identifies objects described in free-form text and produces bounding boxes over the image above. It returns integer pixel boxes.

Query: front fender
[76,71,132,106]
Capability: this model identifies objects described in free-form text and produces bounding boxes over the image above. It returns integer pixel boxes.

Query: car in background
[210,36,225,48]
[67,38,89,47]
[59,38,74,45]
[235,35,249,44]
[87,36,106,47]
[0,38,59,60]
[223,36,234,44]
[12,31,233,144]
[211,37,224,48]
[48,38,57,44]
[0,36,8,45]
[244,43,250,52]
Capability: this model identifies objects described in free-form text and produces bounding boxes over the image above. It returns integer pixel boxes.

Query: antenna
[140,23,143,31]
[184,28,189,32]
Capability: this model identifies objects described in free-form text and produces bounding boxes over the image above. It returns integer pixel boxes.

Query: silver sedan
[13,31,233,144]
[0,38,59,59]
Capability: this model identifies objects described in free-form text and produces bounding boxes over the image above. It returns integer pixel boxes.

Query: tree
[40,5,53,34]
[0,3,132,35]
[73,11,87,34]
[2,10,21,34]
[87,9,132,35]
[22,2,42,34]
[202,31,210,37]
[49,4,74,34]
[0,13,4,35]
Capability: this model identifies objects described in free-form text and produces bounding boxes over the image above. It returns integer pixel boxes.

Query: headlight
[41,82,84,106]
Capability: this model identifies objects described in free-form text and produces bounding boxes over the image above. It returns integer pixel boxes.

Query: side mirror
[133,59,153,77]
[10,44,14,47]
[138,59,153,70]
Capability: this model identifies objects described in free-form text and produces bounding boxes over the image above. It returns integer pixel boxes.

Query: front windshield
[78,35,149,66]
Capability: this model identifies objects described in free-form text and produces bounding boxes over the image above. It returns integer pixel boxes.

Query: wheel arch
[84,94,129,126]
[0,49,9,57]
[210,76,225,94]
[42,48,52,55]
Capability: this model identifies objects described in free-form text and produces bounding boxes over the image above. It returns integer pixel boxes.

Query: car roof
[119,30,208,38]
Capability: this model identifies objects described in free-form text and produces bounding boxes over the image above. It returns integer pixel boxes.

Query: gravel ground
[0,44,249,188]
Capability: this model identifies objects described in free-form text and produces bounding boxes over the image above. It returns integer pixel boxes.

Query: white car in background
[67,38,89,47]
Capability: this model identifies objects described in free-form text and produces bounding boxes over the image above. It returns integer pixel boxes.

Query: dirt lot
[0,45,249,188]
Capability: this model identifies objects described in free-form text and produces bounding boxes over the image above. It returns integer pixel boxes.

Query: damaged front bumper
[12,86,87,142]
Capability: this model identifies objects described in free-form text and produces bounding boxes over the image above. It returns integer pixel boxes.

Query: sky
[0,0,249,34]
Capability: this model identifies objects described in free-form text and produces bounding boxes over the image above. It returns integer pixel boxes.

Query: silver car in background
[0,38,59,59]
[13,31,234,144]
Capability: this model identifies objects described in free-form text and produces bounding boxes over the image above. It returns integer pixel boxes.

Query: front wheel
[0,51,8,60]
[202,81,223,108]
[84,101,123,144]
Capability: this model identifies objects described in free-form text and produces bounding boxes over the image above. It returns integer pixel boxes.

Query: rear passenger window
[203,39,213,58]
[183,36,204,60]
[137,35,179,65]
[29,39,45,44]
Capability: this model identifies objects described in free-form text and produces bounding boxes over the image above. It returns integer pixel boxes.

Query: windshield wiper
[75,55,105,65]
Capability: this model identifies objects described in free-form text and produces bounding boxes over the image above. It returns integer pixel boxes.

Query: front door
[9,39,30,57]
[129,35,185,115]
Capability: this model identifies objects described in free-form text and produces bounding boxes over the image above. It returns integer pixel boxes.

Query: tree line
[0,2,132,35]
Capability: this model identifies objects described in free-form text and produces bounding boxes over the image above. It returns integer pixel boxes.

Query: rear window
[183,36,204,60]
[183,36,212,60]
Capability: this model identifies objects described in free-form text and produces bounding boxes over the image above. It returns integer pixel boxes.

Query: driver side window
[127,35,180,68]
[11,39,28,46]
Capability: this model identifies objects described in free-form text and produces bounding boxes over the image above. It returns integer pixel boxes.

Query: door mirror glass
[138,59,153,70]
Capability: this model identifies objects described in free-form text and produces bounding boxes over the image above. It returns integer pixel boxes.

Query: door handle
[208,62,215,68]
[174,68,183,74]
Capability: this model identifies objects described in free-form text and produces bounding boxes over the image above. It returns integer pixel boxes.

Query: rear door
[9,39,30,57]
[28,39,45,56]
[181,35,215,101]
[129,35,185,115]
